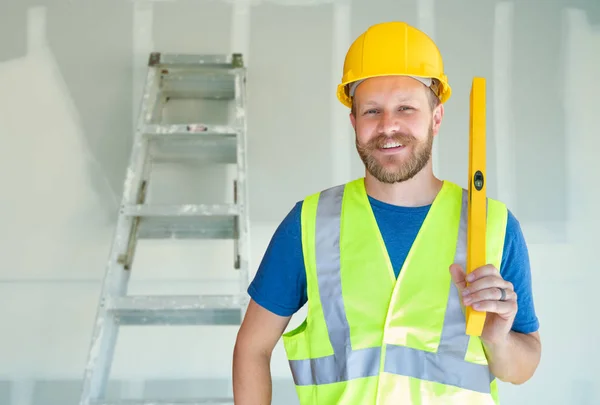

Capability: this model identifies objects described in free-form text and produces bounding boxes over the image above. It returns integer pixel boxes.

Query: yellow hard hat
[336,21,451,108]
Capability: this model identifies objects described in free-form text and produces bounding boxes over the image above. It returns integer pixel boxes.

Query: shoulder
[499,208,540,334]
[504,209,522,240]
[274,200,304,236]
[500,208,531,288]
[502,208,527,267]
[483,197,527,274]
[246,181,361,317]
[247,200,307,317]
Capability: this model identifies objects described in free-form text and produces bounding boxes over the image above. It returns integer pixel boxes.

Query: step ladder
[78,52,250,405]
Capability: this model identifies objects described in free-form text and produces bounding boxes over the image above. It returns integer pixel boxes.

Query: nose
[377,110,401,135]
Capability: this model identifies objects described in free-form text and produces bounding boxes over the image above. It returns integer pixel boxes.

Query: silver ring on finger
[498,287,507,302]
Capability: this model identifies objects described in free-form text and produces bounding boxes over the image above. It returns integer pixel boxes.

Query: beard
[355,125,434,184]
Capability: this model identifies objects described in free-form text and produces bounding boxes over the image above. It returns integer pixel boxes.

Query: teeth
[382,142,403,149]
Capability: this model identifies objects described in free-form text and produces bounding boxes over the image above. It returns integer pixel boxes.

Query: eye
[363,108,378,115]
[398,106,413,111]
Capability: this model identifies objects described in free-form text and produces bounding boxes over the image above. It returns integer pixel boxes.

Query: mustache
[367,133,416,148]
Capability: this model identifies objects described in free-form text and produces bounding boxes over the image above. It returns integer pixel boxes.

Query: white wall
[0,0,598,404]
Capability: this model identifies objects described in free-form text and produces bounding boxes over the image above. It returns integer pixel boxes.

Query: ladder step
[108,295,244,326]
[123,204,238,217]
[92,399,233,405]
[149,52,243,69]
[124,204,239,240]
[144,125,238,164]
[148,53,244,100]
[161,74,237,100]
[136,216,237,240]
[144,124,238,138]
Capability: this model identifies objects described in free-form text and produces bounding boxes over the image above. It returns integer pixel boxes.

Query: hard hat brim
[336,73,452,109]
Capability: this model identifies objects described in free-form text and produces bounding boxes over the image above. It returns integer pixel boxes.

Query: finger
[466,264,499,283]
[464,277,514,297]
[470,299,518,319]
[463,286,517,306]
[449,264,467,293]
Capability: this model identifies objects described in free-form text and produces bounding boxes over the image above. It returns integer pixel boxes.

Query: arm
[482,330,541,385]
[485,209,541,384]
[233,299,292,404]
[451,209,541,384]
[233,202,307,404]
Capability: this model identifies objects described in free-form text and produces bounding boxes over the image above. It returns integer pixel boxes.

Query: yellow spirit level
[465,77,487,336]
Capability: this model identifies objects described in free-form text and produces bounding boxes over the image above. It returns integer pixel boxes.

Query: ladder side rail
[233,67,251,313]
[79,64,161,405]
[79,53,249,405]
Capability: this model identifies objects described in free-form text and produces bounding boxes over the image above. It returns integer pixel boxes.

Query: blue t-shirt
[248,193,540,335]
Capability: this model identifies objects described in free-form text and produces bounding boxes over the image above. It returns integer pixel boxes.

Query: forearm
[233,346,273,405]
[483,331,541,385]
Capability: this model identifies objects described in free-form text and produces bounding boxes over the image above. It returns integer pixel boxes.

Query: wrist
[482,330,512,352]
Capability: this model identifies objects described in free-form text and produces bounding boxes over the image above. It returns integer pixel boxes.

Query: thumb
[449,263,467,293]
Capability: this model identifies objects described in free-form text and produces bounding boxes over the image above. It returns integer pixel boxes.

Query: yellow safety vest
[282,178,507,404]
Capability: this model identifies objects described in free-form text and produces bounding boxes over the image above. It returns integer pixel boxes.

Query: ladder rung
[123,204,238,217]
[145,125,237,164]
[144,124,238,138]
[160,72,238,100]
[149,52,243,69]
[92,399,233,405]
[107,295,244,326]
[137,216,237,240]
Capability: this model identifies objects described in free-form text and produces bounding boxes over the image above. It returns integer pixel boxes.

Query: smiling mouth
[378,141,406,152]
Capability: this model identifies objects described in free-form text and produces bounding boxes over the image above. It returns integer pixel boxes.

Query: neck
[364,164,443,207]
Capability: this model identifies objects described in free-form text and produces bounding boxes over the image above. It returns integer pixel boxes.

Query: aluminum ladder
[78,52,250,405]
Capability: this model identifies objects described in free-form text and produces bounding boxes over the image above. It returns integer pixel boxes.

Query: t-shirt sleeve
[500,209,540,334]
[247,201,308,317]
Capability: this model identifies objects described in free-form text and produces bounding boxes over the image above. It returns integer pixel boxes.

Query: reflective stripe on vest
[288,183,494,393]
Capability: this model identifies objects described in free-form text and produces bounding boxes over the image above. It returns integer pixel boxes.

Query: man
[233,21,541,404]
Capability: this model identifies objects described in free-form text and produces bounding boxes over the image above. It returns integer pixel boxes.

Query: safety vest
[282,178,508,404]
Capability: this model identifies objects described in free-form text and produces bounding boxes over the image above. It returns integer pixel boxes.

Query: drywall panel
[350,0,417,50]
[152,0,232,53]
[511,0,568,241]
[330,0,355,186]
[46,1,133,216]
[570,0,600,24]
[0,1,28,62]
[434,0,497,193]
[0,1,131,221]
[0,7,117,281]
[247,3,334,222]
[491,2,517,211]
[561,7,600,279]
[498,278,600,404]
[0,382,8,405]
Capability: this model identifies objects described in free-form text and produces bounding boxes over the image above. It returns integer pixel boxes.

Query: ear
[431,104,444,135]
[349,111,356,130]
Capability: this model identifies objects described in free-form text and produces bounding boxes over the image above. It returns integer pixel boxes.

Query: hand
[449,263,518,346]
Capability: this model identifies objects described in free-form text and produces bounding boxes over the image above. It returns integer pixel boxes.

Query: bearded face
[350,76,440,184]
[355,122,434,184]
